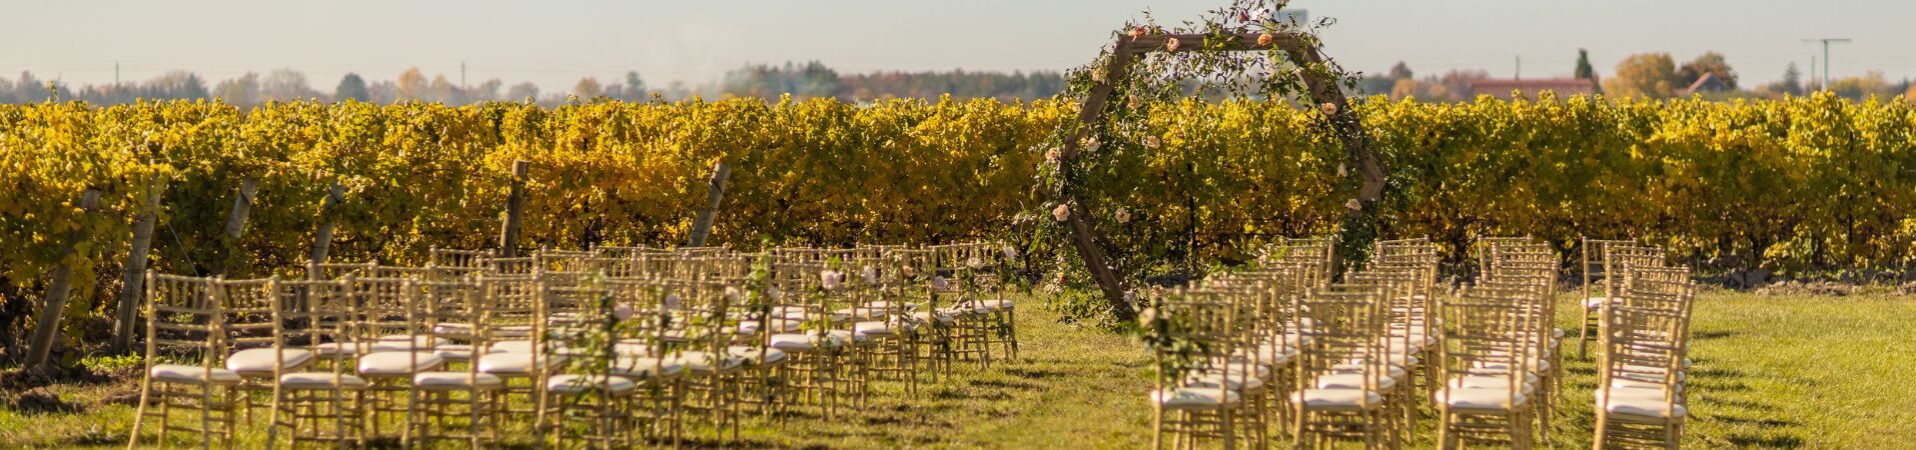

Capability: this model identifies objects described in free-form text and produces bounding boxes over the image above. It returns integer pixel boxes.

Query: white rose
[819,270,842,290]
[1052,204,1072,222]
[1116,207,1132,224]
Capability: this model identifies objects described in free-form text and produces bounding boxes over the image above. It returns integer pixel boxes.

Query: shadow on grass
[1725,433,1805,448]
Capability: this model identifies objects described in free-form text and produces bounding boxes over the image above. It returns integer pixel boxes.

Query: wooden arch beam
[1056,30,1383,321]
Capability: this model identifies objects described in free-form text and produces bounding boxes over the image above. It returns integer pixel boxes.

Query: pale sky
[4,0,1912,93]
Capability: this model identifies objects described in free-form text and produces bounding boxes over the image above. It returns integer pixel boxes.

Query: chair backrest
[216,277,280,352]
[278,278,353,372]
[1439,285,1536,406]
[1297,283,1387,392]
[344,276,419,348]
[482,256,536,275]
[144,272,225,374]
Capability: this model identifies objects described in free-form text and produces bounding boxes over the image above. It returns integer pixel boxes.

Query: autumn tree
[505,82,539,101]
[1678,51,1737,90]
[396,67,428,101]
[573,77,603,98]
[1604,53,1680,98]
[335,73,369,102]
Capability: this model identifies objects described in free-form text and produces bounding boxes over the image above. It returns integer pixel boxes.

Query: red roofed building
[1467,78,1599,100]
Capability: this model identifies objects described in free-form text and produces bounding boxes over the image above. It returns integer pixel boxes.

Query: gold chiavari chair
[1433,284,1539,448]
[540,275,641,449]
[1593,300,1689,449]
[767,261,852,420]
[408,277,504,448]
[214,277,307,426]
[473,273,550,426]
[607,278,688,447]
[931,243,993,368]
[1293,283,1395,449]
[268,278,370,448]
[673,277,750,441]
[345,275,440,442]
[1584,245,1668,357]
[128,273,240,450]
[1146,288,1253,449]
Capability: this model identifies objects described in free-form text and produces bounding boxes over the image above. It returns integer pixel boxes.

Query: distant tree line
[1351,50,1913,102]
[0,61,1066,108]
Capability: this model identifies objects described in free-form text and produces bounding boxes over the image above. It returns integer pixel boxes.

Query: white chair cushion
[150,364,241,385]
[1449,374,1539,392]
[357,352,445,377]
[547,374,637,395]
[854,320,906,337]
[278,372,370,390]
[1189,371,1264,392]
[910,310,957,324]
[413,372,504,391]
[225,348,315,376]
[1294,388,1383,412]
[489,340,536,354]
[677,351,745,373]
[370,336,435,352]
[1584,296,1611,309]
[432,344,504,360]
[1597,388,1686,423]
[770,333,850,352]
[738,319,802,334]
[971,298,1015,312]
[1151,388,1240,410]
[610,356,685,379]
[477,352,558,376]
[1315,373,1396,392]
[431,322,475,337]
[1235,343,1297,366]
[728,346,789,365]
[1438,387,1528,413]
[1332,362,1407,381]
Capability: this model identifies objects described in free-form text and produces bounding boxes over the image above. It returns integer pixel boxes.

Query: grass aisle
[3,292,1912,448]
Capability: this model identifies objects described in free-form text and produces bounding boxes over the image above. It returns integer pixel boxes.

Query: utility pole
[1802,38,1851,89]
[1514,55,1522,80]
[114,62,120,86]
[461,61,468,89]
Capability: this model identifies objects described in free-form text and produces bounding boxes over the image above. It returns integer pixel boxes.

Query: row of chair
[1586,242,1695,449]
[1148,235,1688,449]
[126,242,1022,448]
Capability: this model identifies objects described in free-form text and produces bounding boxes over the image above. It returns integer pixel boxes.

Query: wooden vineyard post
[686,161,733,247]
[212,178,261,277]
[23,188,102,370]
[110,173,164,353]
[499,160,529,257]
[307,179,346,266]
[1056,30,1381,320]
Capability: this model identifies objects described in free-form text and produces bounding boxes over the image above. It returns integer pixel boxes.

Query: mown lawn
[2,291,1910,448]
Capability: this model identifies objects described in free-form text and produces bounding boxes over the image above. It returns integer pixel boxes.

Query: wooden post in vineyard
[307,179,346,266]
[686,161,733,247]
[23,188,102,370]
[110,173,164,354]
[499,160,529,257]
[212,178,261,277]
[1056,30,1380,321]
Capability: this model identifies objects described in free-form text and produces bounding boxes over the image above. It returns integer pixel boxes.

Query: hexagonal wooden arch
[1055,30,1384,321]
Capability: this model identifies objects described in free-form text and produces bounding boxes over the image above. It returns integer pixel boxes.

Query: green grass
[3,291,1911,448]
